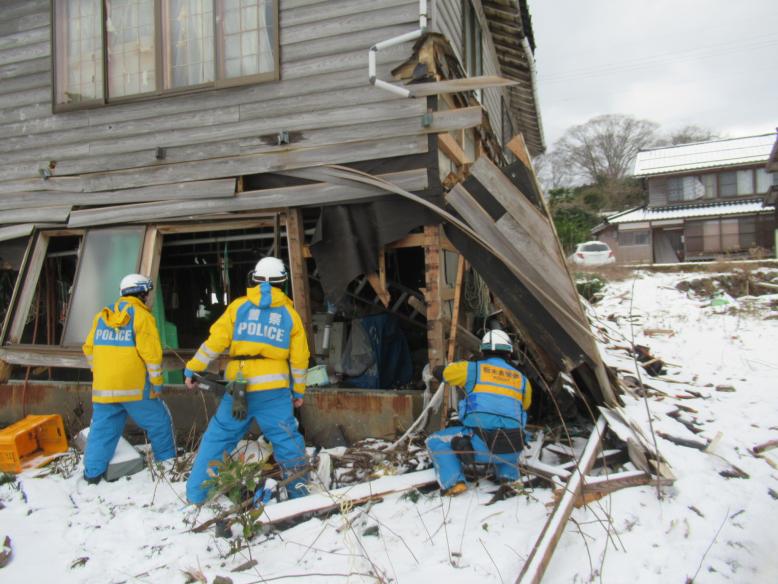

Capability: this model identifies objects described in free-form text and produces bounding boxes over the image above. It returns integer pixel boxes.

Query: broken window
[62,227,145,346]
[0,238,28,330]
[16,233,83,346]
[155,222,284,351]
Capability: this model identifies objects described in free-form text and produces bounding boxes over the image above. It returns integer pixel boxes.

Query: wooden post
[0,359,11,384]
[284,209,313,351]
[446,255,466,362]
[423,225,445,368]
[422,225,448,426]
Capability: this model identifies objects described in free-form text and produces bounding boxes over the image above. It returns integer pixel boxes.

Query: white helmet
[251,256,287,284]
[481,329,512,353]
[120,273,153,296]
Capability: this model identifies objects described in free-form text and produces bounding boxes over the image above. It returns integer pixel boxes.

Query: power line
[538,34,777,84]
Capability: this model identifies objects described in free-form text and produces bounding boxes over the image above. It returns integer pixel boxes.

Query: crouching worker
[185,257,310,505]
[82,274,175,484]
[426,330,531,496]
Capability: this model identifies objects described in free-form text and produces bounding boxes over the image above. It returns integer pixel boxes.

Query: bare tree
[553,114,659,183]
[660,124,720,146]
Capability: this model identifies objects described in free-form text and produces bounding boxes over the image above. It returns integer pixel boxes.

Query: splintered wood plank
[0,179,236,211]
[264,469,437,525]
[407,75,517,96]
[0,206,71,224]
[67,168,428,227]
[285,208,313,349]
[0,224,35,242]
[517,416,607,584]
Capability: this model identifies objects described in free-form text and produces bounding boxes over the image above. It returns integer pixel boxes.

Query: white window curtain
[223,0,274,79]
[106,0,157,97]
[755,168,772,194]
[682,176,705,201]
[57,0,104,104]
[165,0,215,88]
[737,170,754,196]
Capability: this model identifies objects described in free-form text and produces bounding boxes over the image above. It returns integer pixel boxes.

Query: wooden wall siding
[0,0,433,196]
[0,179,237,211]
[431,0,509,147]
[68,168,429,228]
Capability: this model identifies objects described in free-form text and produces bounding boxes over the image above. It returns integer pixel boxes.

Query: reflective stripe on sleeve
[198,344,220,359]
[291,367,307,383]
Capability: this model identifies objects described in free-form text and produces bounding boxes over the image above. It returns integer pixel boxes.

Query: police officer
[184,257,310,504]
[425,329,532,496]
[82,274,175,483]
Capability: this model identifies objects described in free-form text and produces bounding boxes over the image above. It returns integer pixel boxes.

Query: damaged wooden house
[0,0,661,495]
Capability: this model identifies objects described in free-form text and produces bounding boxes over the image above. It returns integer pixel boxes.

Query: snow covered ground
[2,268,778,583]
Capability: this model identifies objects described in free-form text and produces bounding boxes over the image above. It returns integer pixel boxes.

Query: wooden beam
[407,75,517,97]
[285,208,313,351]
[517,416,608,584]
[67,168,429,228]
[446,255,466,362]
[7,232,48,343]
[366,272,390,308]
[438,133,471,167]
[0,179,237,211]
[0,345,195,370]
[0,224,35,242]
[0,206,71,225]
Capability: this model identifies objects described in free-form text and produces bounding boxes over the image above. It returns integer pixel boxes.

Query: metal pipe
[368,0,428,98]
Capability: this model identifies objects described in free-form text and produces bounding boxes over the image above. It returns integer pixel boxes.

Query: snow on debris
[2,267,778,583]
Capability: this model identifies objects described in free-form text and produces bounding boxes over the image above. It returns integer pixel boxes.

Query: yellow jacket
[83,296,164,403]
[186,284,310,397]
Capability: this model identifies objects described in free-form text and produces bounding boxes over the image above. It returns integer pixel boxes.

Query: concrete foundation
[0,382,423,448]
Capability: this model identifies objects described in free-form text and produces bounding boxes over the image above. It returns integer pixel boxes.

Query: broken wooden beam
[517,416,607,584]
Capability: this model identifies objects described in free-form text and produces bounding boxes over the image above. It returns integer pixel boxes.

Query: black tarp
[309,198,439,302]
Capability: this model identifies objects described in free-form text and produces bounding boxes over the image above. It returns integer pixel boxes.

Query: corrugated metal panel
[634,133,776,177]
[609,200,775,224]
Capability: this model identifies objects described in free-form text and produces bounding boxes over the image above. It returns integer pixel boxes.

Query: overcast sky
[530,0,778,148]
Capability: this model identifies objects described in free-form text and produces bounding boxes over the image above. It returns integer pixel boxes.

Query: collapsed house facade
[0,0,618,443]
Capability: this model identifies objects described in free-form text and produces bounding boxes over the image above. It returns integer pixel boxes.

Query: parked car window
[580,243,609,252]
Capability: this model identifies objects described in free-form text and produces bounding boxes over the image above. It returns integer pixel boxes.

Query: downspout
[520,36,546,152]
[369,0,428,98]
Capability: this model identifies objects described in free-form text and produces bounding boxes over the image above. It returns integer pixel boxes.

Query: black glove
[432,365,446,382]
[230,380,248,421]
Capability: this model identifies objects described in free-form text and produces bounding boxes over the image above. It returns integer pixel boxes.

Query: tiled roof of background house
[606,199,775,224]
[634,133,776,177]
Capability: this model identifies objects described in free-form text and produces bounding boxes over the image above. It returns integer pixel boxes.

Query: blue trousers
[84,398,175,479]
[425,426,521,490]
[186,389,308,504]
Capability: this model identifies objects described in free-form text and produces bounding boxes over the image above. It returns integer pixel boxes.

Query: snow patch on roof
[634,133,776,177]
[607,199,774,224]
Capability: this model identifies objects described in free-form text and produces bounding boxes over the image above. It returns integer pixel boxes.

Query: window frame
[618,229,650,247]
[51,0,280,113]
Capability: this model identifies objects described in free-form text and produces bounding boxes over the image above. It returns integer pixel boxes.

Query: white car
[570,241,615,266]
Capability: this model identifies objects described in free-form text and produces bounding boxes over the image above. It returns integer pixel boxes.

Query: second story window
[53,0,278,110]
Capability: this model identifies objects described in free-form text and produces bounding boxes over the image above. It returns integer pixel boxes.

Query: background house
[595,133,777,263]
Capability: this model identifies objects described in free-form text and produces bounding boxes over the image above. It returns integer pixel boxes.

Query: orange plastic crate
[0,415,68,473]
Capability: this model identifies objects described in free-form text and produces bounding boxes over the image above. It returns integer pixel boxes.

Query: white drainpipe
[369,0,428,98]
